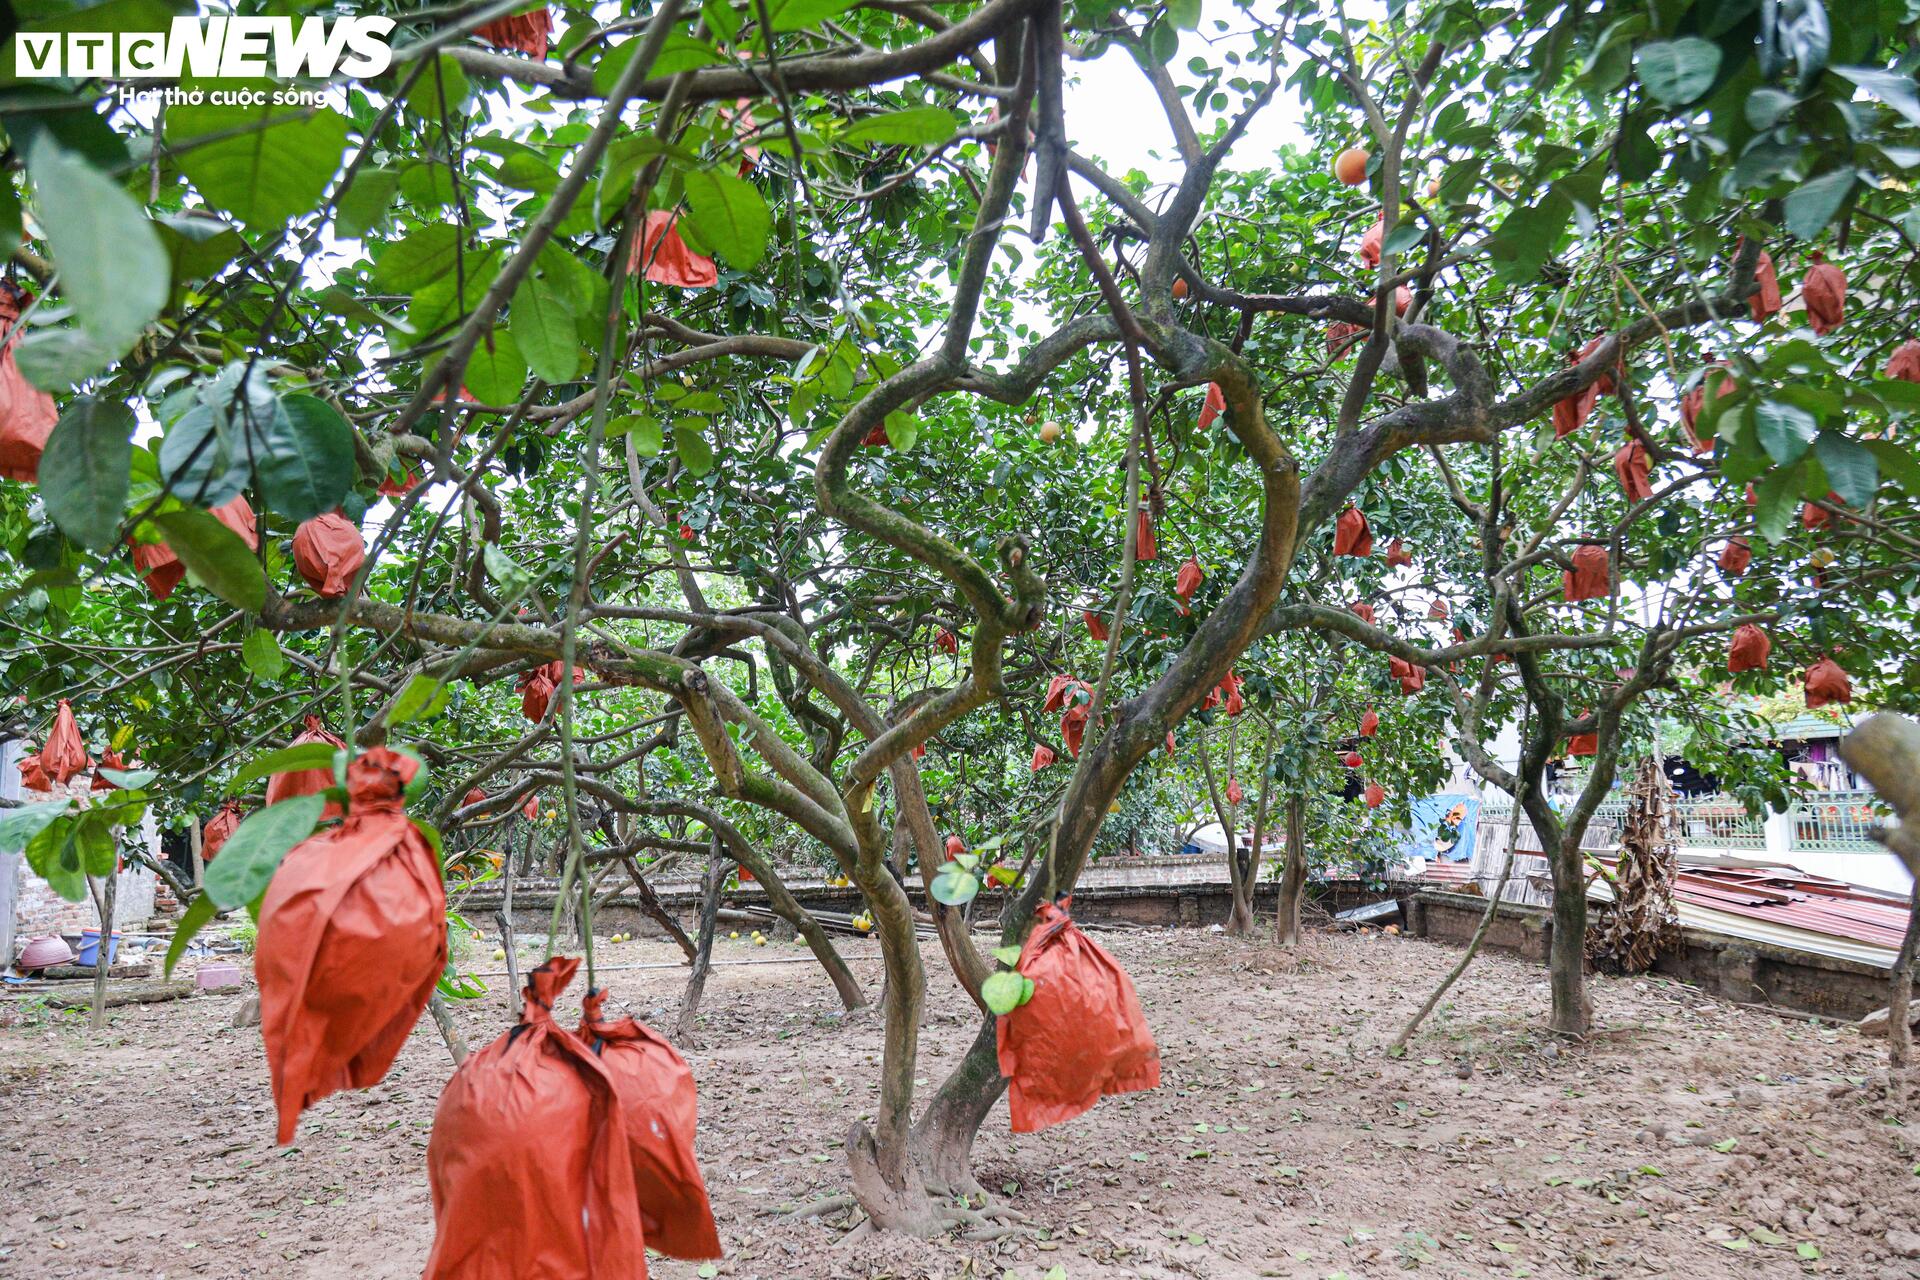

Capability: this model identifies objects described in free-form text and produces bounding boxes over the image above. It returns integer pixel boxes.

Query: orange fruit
[1172,277,1190,300]
[1334,147,1370,186]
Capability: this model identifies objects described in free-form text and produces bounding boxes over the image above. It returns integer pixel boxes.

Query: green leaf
[242,629,286,680]
[1795,1243,1821,1260]
[762,0,856,31]
[683,168,771,270]
[169,96,349,229]
[374,225,463,292]
[1812,433,1877,507]
[512,277,581,384]
[484,542,532,594]
[24,813,108,901]
[163,890,218,980]
[0,798,72,856]
[1865,439,1920,495]
[13,329,119,390]
[404,55,471,121]
[841,107,962,147]
[203,795,325,910]
[702,0,741,41]
[1637,38,1721,106]
[335,166,401,238]
[1754,399,1818,465]
[1167,0,1202,29]
[391,673,452,725]
[148,509,266,612]
[616,414,663,456]
[929,864,980,906]
[464,330,528,406]
[1753,464,1801,542]
[27,138,167,357]
[981,968,1026,1014]
[257,394,355,522]
[674,423,715,476]
[991,944,1023,967]
[884,411,919,451]
[38,396,133,549]
[1831,65,1920,128]
[228,742,341,790]
[1783,168,1856,242]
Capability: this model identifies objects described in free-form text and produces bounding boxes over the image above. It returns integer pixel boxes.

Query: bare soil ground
[3,927,1917,1280]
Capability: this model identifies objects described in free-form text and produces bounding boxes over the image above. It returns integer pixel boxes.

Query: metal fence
[1476,789,1887,856]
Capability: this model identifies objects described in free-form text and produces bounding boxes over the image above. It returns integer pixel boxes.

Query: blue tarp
[1405,794,1478,863]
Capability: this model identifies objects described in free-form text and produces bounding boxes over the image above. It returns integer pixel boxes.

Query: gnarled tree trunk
[1275,793,1309,946]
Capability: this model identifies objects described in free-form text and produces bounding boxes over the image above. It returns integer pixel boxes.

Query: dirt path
[3,928,1916,1279]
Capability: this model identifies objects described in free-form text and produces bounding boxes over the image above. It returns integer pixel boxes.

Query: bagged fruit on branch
[996,898,1159,1133]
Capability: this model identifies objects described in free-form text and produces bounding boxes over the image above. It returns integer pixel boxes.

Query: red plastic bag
[1225,778,1244,805]
[1135,507,1157,561]
[1219,671,1245,717]
[1389,657,1425,695]
[1563,545,1610,602]
[1887,339,1920,383]
[577,989,722,1259]
[1551,339,1615,439]
[1727,623,1771,673]
[1164,730,1176,758]
[1718,537,1751,577]
[1680,361,1734,455]
[258,748,446,1144]
[861,423,890,448]
[1326,320,1365,355]
[1043,674,1088,715]
[1803,657,1851,709]
[522,792,541,820]
[1083,610,1109,642]
[944,834,966,858]
[1358,216,1383,269]
[267,714,347,820]
[1567,728,1597,757]
[1197,382,1226,430]
[632,210,716,288]
[17,753,49,792]
[129,496,258,601]
[1060,703,1090,758]
[1350,600,1375,625]
[292,512,366,599]
[1333,506,1372,557]
[1802,253,1845,335]
[1384,538,1412,569]
[1427,598,1449,620]
[203,800,244,861]
[0,285,57,482]
[42,699,90,784]
[1612,438,1652,503]
[475,6,551,57]
[1747,246,1782,321]
[1341,750,1362,769]
[936,628,958,656]
[1802,495,1838,530]
[520,669,557,723]
[461,787,488,809]
[90,749,125,791]
[1174,558,1202,612]
[1359,709,1378,737]
[1364,782,1385,809]
[1029,744,1055,772]
[425,958,648,1279]
[996,899,1158,1133]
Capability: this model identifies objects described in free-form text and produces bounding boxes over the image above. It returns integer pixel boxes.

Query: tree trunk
[496,827,520,1014]
[89,867,116,1031]
[844,838,937,1234]
[910,1017,1005,1197]
[1546,832,1592,1037]
[675,849,724,1040]
[1275,793,1308,947]
[1887,880,1919,1099]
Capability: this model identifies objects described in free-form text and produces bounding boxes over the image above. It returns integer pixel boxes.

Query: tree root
[781,1194,856,1220]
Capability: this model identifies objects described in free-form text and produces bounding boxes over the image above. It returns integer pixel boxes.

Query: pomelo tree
[2,0,1917,1237]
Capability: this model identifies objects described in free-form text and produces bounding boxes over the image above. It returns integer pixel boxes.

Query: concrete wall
[1408,889,1892,1021]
